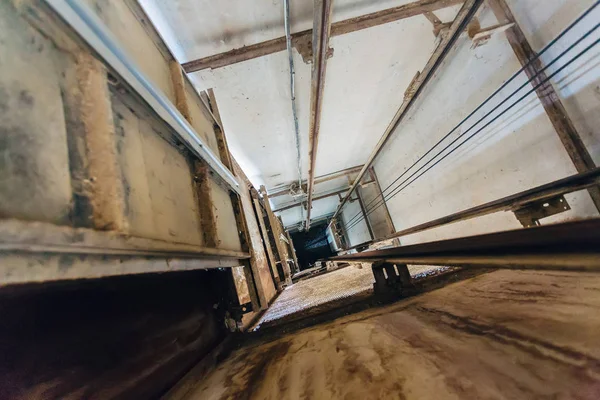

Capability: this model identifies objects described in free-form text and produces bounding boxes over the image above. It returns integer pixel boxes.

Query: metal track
[331,219,600,271]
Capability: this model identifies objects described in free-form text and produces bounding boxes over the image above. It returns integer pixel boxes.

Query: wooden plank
[330,0,483,223]
[261,185,293,285]
[487,0,600,213]
[306,0,335,229]
[182,0,463,73]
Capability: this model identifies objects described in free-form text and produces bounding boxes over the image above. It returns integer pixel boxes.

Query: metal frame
[44,0,241,194]
[331,219,600,272]
[344,167,600,251]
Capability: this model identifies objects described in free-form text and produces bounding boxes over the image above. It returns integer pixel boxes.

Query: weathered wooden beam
[487,0,600,213]
[261,185,293,285]
[306,0,335,230]
[182,0,463,73]
[330,0,483,224]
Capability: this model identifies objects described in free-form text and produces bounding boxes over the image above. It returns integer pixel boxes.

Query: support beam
[169,61,220,248]
[272,187,349,212]
[285,230,300,273]
[356,191,375,240]
[487,0,600,212]
[268,165,363,198]
[306,0,335,230]
[347,167,600,251]
[331,219,600,272]
[329,0,483,225]
[73,52,127,232]
[260,186,293,285]
[182,0,463,73]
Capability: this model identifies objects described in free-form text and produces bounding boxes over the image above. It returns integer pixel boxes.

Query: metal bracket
[513,195,571,227]
[467,17,515,48]
[371,261,414,294]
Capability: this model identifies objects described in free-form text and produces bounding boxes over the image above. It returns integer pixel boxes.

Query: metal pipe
[306,0,335,230]
[330,219,600,272]
[283,0,304,198]
[44,0,241,194]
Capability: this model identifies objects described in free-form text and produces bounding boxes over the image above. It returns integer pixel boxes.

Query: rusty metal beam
[268,165,363,198]
[305,0,335,230]
[345,167,600,251]
[487,0,600,213]
[331,219,600,272]
[272,187,349,212]
[329,0,483,225]
[181,0,463,73]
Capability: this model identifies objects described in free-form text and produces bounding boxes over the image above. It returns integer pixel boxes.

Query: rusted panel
[0,2,72,224]
[167,269,600,399]
[181,0,464,73]
[487,0,600,213]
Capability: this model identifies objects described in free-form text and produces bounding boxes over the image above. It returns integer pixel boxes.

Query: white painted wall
[369,0,600,246]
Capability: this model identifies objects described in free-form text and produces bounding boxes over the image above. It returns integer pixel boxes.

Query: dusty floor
[253,264,446,328]
[166,269,600,400]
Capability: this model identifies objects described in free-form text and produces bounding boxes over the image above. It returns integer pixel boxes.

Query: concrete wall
[371,0,600,246]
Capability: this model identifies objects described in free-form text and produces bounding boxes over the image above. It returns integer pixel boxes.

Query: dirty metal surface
[166,269,600,400]
[253,263,446,329]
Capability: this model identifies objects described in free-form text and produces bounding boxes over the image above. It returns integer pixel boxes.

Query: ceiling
[139,0,462,228]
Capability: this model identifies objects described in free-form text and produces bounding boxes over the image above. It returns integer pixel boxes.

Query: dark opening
[290,221,335,270]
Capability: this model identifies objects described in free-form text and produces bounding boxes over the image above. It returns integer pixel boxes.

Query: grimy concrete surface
[166,269,600,399]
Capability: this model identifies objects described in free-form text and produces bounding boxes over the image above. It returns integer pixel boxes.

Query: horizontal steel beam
[331,219,600,271]
[273,187,349,212]
[182,0,463,73]
[44,0,241,194]
[346,167,600,251]
[268,165,363,198]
